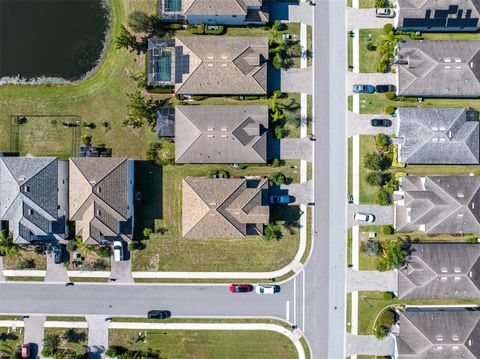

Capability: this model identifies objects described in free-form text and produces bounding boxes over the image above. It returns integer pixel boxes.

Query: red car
[21,343,32,359]
[229,284,253,293]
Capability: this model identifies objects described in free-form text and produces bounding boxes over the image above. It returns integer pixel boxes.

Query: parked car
[229,284,253,293]
[147,310,171,320]
[375,84,396,93]
[53,245,63,264]
[353,212,375,223]
[371,118,392,127]
[21,343,32,359]
[352,84,375,94]
[255,285,280,295]
[113,241,123,262]
[270,195,290,205]
[376,8,395,18]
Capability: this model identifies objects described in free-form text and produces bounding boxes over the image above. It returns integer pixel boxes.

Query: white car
[353,212,375,223]
[376,8,395,18]
[113,241,123,262]
[255,285,279,295]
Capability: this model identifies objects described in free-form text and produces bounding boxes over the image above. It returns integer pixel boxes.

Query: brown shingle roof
[182,177,269,238]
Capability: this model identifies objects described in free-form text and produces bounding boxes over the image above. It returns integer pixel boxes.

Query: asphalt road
[304,0,347,358]
[0,282,297,319]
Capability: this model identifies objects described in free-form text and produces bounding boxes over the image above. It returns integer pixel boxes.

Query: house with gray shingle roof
[394,176,480,234]
[395,0,480,32]
[0,157,68,244]
[396,307,480,359]
[396,107,479,164]
[182,176,269,238]
[398,242,480,299]
[69,158,134,244]
[159,0,269,25]
[396,40,480,97]
[148,36,268,95]
[175,105,268,164]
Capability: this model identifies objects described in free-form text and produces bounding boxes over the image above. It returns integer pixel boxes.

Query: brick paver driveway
[348,204,394,227]
[348,113,396,136]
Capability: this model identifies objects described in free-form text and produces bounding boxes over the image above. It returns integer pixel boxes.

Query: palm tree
[0,230,18,257]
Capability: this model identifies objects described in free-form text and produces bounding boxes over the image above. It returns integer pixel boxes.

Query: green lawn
[348,96,353,112]
[44,328,88,357]
[109,329,298,359]
[347,34,353,71]
[359,135,379,204]
[0,327,23,356]
[347,228,352,267]
[359,29,382,73]
[132,162,302,272]
[3,250,46,270]
[359,0,376,8]
[348,137,353,195]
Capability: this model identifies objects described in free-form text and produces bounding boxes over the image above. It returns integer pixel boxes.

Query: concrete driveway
[348,113,395,136]
[45,250,69,283]
[347,73,397,96]
[347,8,395,31]
[279,138,312,161]
[86,315,108,359]
[348,204,394,227]
[110,250,133,284]
[281,67,312,94]
[23,315,45,359]
[347,269,398,292]
[281,181,312,204]
[346,334,395,357]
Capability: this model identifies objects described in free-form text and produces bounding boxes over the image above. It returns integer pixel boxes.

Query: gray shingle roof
[397,307,480,359]
[69,158,133,244]
[396,40,480,97]
[398,242,480,299]
[175,105,268,163]
[396,0,480,30]
[174,36,268,95]
[182,177,269,238]
[395,176,480,234]
[396,107,479,164]
[0,157,67,243]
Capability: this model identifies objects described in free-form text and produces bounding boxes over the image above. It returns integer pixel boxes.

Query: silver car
[376,8,395,18]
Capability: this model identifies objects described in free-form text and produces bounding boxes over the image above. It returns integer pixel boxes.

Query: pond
[0,0,111,83]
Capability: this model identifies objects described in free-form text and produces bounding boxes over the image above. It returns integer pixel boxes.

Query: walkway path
[347,268,398,292]
[346,333,395,357]
[86,316,108,359]
[347,8,394,31]
[23,315,45,359]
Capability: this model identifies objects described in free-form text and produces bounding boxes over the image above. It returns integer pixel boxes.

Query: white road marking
[294,276,297,324]
[302,270,305,331]
[286,301,290,321]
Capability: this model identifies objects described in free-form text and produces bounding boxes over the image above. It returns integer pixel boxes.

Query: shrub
[272,20,287,31]
[208,170,218,179]
[376,59,389,73]
[373,324,389,339]
[219,170,230,178]
[129,241,146,251]
[269,172,287,186]
[366,43,376,51]
[385,91,396,100]
[66,240,78,252]
[42,334,60,357]
[384,105,396,115]
[363,152,390,171]
[264,222,282,241]
[391,144,406,168]
[50,119,57,127]
[376,256,390,272]
[188,24,205,34]
[366,171,387,186]
[377,308,397,327]
[383,291,395,300]
[383,23,393,34]
[143,228,151,238]
[15,258,35,269]
[102,121,109,128]
[375,133,389,151]
[379,238,408,270]
[14,116,27,125]
[97,246,110,258]
[274,126,284,139]
[375,188,390,206]
[467,238,478,244]
[362,239,381,257]
[205,25,225,35]
[191,95,208,101]
[382,225,394,235]
[81,135,92,146]
[105,346,127,357]
[238,164,249,170]
[271,159,281,168]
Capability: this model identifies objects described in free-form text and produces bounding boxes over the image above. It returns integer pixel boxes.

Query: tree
[272,53,284,69]
[362,239,381,257]
[264,222,282,241]
[272,20,287,32]
[269,172,287,186]
[363,152,390,171]
[382,225,394,235]
[375,188,390,206]
[382,238,408,269]
[116,25,139,51]
[62,329,86,344]
[128,11,151,33]
[42,334,60,357]
[0,231,18,257]
[366,171,387,186]
[126,90,158,129]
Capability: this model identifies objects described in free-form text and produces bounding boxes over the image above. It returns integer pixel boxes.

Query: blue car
[353,84,375,94]
[270,195,290,205]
